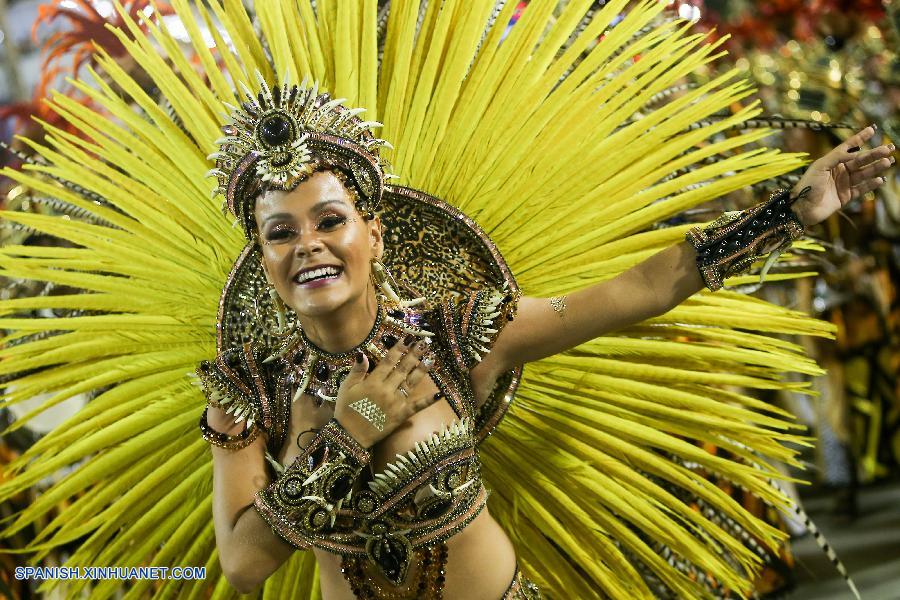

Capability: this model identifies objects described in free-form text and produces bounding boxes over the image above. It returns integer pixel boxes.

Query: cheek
[261,246,293,279]
[332,223,375,265]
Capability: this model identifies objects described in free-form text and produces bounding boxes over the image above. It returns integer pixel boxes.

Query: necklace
[279,298,434,407]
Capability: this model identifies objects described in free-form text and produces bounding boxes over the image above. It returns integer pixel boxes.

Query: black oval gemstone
[328,474,353,500]
[388,309,404,319]
[420,498,452,519]
[375,539,406,582]
[382,334,398,349]
[260,115,292,146]
[315,362,330,381]
[292,352,304,365]
[367,359,377,373]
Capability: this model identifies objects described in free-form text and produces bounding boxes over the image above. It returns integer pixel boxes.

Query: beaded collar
[268,298,436,407]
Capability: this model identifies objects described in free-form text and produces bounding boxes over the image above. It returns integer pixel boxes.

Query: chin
[287,285,357,318]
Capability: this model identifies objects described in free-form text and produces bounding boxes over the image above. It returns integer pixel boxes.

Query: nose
[293,231,324,257]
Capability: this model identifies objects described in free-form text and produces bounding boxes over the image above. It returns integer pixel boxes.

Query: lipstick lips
[292,264,344,287]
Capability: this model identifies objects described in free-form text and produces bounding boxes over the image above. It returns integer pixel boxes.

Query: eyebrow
[310,199,349,213]
[261,199,348,226]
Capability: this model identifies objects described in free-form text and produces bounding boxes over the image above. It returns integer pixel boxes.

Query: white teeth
[294,266,341,284]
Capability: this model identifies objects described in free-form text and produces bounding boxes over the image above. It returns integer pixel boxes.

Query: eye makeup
[317,212,347,229]
[263,223,296,243]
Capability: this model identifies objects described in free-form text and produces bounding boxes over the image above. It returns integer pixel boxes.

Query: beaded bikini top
[197,288,518,585]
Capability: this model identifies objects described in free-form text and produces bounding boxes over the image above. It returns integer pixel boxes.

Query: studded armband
[195,344,275,450]
[686,187,808,291]
[438,284,520,372]
[254,419,371,548]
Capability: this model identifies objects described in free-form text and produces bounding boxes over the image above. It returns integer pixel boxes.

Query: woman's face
[254,170,382,317]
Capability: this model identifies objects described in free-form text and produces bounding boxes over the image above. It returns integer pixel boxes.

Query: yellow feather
[0,1,844,596]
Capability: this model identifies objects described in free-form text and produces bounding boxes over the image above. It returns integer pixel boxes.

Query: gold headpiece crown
[207,73,394,237]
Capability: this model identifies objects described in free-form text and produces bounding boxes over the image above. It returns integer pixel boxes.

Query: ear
[368,214,384,260]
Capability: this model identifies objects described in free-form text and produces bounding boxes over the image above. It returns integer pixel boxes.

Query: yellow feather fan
[0,1,836,598]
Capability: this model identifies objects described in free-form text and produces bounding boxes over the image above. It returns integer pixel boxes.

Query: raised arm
[483,125,895,373]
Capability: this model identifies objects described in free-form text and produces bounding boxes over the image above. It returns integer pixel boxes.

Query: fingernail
[355,351,364,364]
[403,334,415,346]
[871,123,878,131]
[891,156,897,165]
[889,144,896,152]
[847,146,860,153]
[422,357,434,368]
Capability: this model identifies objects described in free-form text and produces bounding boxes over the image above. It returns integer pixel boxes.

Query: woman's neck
[297,288,379,354]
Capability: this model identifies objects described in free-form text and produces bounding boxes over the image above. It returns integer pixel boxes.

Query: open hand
[790,125,895,228]
[333,335,439,448]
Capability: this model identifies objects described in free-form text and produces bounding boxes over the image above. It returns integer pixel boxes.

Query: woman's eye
[319,215,346,229]
[265,226,295,242]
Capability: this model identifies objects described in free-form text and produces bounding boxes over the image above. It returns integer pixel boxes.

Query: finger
[385,340,427,387]
[849,156,895,186]
[845,143,895,173]
[371,334,416,378]
[407,392,445,415]
[834,162,852,205]
[341,351,369,388]
[850,176,886,201]
[403,355,434,390]
[820,124,879,169]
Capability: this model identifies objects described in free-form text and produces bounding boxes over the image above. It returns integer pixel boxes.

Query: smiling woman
[200,88,529,597]
[255,172,382,325]
[0,1,892,599]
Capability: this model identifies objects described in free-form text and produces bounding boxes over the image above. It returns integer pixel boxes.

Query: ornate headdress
[208,78,517,356]
[208,74,394,239]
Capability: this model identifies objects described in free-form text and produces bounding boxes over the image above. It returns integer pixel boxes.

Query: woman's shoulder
[195,341,282,433]
[426,284,520,372]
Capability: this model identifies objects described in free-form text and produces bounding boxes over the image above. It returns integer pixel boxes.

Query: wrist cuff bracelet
[686,187,808,291]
